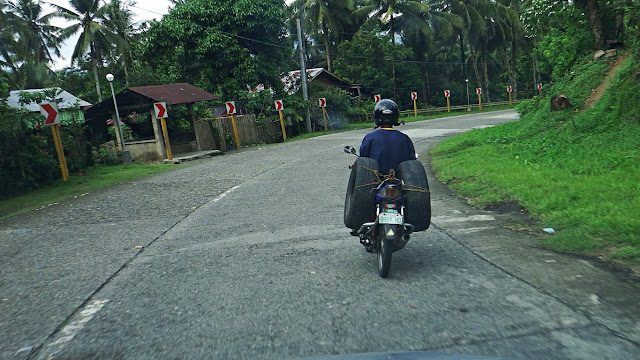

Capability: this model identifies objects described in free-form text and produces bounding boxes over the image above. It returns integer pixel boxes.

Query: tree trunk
[510,38,518,100]
[322,24,332,72]
[91,43,102,102]
[123,58,130,87]
[422,64,430,106]
[470,50,482,99]
[585,0,605,50]
[459,31,466,80]
[503,49,517,101]
[482,45,490,104]
[391,14,397,99]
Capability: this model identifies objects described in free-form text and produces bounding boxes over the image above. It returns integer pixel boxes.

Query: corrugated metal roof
[127,83,217,105]
[7,88,92,112]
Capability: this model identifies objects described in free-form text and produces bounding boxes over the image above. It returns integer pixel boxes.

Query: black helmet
[373,99,400,126]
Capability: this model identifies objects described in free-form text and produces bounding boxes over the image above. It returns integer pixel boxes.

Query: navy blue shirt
[359,128,416,174]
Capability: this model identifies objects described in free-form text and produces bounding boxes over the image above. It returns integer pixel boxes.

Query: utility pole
[297,17,312,133]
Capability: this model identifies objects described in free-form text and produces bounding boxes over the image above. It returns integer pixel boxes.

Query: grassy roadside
[0,163,180,220]
[430,55,640,275]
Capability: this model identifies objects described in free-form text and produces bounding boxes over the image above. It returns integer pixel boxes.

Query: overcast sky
[46,0,173,70]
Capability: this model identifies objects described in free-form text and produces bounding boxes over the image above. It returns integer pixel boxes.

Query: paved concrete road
[1,110,639,360]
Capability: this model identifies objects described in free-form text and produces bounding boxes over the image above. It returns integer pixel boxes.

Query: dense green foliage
[431,55,640,265]
[333,32,422,109]
[140,0,288,100]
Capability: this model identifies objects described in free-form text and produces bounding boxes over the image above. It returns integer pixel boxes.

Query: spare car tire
[397,160,431,232]
[344,157,379,229]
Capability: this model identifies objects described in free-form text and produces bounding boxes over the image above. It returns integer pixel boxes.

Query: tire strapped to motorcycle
[344,157,380,229]
[396,160,431,232]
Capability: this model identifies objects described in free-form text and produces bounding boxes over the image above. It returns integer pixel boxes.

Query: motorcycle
[344,146,426,278]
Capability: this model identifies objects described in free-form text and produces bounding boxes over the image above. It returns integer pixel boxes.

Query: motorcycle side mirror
[344,146,358,156]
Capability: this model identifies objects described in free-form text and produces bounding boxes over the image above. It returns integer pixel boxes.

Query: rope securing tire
[397,160,431,232]
[344,157,379,229]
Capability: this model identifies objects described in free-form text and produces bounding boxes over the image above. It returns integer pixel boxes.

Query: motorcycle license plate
[379,212,403,225]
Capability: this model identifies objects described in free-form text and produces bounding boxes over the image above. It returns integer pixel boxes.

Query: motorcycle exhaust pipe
[402,234,411,242]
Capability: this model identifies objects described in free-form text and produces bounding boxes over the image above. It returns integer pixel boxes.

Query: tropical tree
[141,0,288,100]
[574,0,605,50]
[399,1,461,104]
[289,0,355,72]
[52,0,127,102]
[3,0,61,66]
[354,0,455,98]
[0,1,19,69]
[103,0,135,85]
[333,32,422,108]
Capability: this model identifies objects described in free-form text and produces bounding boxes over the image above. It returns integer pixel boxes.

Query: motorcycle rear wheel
[377,236,393,278]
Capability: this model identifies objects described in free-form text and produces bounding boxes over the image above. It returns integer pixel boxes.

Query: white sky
[46,0,173,70]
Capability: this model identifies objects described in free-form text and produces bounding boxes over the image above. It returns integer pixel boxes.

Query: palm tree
[103,0,135,85]
[400,1,461,104]
[3,0,61,66]
[290,0,354,72]
[443,0,519,103]
[0,1,19,69]
[355,0,429,45]
[354,0,431,98]
[440,0,487,97]
[51,0,126,102]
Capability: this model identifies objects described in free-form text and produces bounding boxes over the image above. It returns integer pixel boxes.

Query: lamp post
[106,73,125,150]
[465,79,470,110]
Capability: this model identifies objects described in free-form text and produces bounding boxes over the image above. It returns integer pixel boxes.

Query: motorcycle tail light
[377,185,402,201]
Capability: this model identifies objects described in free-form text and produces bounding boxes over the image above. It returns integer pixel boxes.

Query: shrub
[93,142,122,166]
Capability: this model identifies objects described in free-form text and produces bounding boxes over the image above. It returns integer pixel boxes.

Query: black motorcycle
[344,146,431,278]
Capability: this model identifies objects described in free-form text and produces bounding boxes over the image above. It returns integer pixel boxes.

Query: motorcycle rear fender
[381,224,401,240]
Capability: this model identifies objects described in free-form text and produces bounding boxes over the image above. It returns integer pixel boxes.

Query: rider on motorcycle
[360,99,416,175]
[350,99,416,239]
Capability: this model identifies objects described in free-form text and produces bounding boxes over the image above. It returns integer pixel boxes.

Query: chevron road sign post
[226,101,241,148]
[275,100,287,141]
[39,102,68,181]
[444,90,451,112]
[154,102,173,160]
[319,98,328,131]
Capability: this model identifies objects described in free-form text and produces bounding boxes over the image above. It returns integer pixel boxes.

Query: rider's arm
[359,136,371,157]
[407,138,416,160]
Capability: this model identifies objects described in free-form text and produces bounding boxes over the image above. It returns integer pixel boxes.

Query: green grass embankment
[431,55,640,273]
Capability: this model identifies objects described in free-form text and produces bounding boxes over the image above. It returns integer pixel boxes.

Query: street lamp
[465,79,470,110]
[106,73,125,150]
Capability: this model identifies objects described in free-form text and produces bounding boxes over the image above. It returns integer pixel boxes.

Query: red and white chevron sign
[374,94,381,103]
[507,86,512,93]
[39,102,59,125]
[411,92,417,101]
[274,100,284,112]
[318,98,326,108]
[537,83,543,90]
[476,88,482,95]
[226,101,236,114]
[444,90,451,98]
[154,102,167,118]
